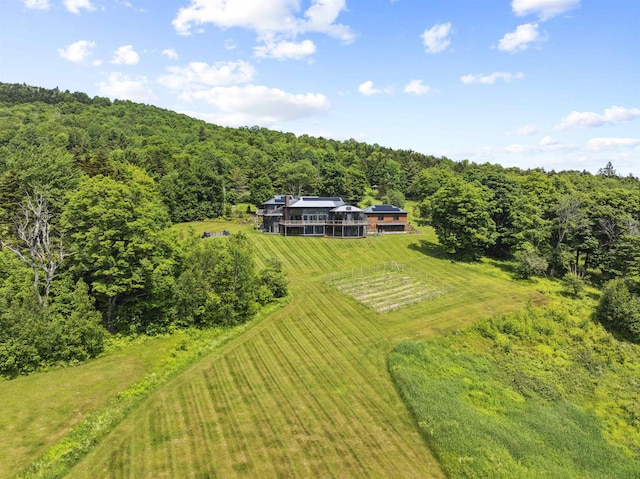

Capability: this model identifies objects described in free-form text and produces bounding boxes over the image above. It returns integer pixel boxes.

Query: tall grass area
[63,229,542,478]
[389,294,640,478]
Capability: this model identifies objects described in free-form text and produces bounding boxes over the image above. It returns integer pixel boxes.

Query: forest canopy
[1,82,639,377]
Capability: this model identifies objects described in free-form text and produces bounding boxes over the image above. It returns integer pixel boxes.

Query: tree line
[1,82,638,376]
[0,82,443,223]
[412,163,640,343]
[0,166,287,377]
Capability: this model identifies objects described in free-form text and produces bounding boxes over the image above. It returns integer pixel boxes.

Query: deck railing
[279,219,370,226]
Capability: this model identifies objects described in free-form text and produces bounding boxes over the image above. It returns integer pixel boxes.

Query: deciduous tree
[249,175,275,208]
[277,160,318,197]
[61,167,173,330]
[420,177,495,260]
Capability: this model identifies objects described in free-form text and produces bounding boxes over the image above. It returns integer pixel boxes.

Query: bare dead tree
[598,217,620,246]
[0,192,72,307]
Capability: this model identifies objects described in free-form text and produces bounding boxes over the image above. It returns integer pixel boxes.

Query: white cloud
[172,0,354,43]
[587,137,640,151]
[556,106,640,130]
[512,0,580,21]
[421,22,451,53]
[254,39,316,60]
[498,23,544,53]
[224,39,237,50]
[461,72,524,84]
[540,135,558,146]
[162,48,179,60]
[510,124,538,136]
[23,0,51,9]
[303,0,354,43]
[158,60,255,90]
[358,80,393,96]
[98,73,157,102]
[64,0,94,15]
[57,40,96,62]
[403,79,434,95]
[111,45,140,65]
[179,84,330,126]
[173,0,296,35]
[115,0,145,12]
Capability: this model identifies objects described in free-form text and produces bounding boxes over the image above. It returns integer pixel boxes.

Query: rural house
[259,195,292,233]
[363,205,408,234]
[258,196,369,237]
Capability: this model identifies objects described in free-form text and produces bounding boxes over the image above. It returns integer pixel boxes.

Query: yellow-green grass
[67,228,542,478]
[173,215,257,237]
[388,300,640,478]
[0,334,189,478]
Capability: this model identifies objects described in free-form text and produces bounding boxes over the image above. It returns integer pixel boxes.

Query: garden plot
[326,263,449,313]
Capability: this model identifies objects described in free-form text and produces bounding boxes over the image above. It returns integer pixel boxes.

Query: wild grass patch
[389,300,640,478]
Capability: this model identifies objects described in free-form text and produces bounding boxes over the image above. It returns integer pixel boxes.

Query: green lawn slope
[0,333,193,477]
[64,228,540,478]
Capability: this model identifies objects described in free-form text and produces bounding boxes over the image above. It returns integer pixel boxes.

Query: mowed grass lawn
[66,227,542,478]
[0,334,190,478]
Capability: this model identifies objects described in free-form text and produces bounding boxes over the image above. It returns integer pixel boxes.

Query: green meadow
[388,301,640,478]
[3,225,635,478]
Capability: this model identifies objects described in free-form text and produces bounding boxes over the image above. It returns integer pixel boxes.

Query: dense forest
[1,82,638,377]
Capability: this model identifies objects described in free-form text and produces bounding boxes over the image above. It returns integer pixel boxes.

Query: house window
[378,215,384,220]
[393,215,399,221]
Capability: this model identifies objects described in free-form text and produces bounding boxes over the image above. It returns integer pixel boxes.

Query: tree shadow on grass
[407,239,448,260]
[593,314,639,346]
[485,258,518,276]
[408,239,533,285]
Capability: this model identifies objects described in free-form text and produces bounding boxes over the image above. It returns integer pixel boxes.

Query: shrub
[0,278,105,378]
[513,245,548,279]
[256,257,288,303]
[561,272,586,298]
[596,278,640,343]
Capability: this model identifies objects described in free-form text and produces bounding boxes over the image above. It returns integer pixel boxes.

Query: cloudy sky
[2,0,639,175]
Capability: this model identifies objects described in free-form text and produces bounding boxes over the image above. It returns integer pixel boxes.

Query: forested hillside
[1,82,639,378]
[0,82,444,222]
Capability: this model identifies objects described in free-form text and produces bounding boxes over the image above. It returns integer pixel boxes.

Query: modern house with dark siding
[258,195,292,233]
[258,196,408,237]
[258,196,368,237]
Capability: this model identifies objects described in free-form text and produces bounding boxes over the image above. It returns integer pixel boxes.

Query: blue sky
[2,0,639,175]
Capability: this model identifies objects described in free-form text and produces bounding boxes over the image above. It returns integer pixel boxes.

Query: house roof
[262,195,293,206]
[289,196,346,209]
[363,204,407,214]
[330,205,363,213]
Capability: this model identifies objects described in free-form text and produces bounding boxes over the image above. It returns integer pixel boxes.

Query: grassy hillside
[0,332,194,477]
[389,299,640,478]
[61,227,540,478]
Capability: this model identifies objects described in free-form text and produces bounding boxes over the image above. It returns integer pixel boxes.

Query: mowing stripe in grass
[64,230,543,478]
[272,294,434,476]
